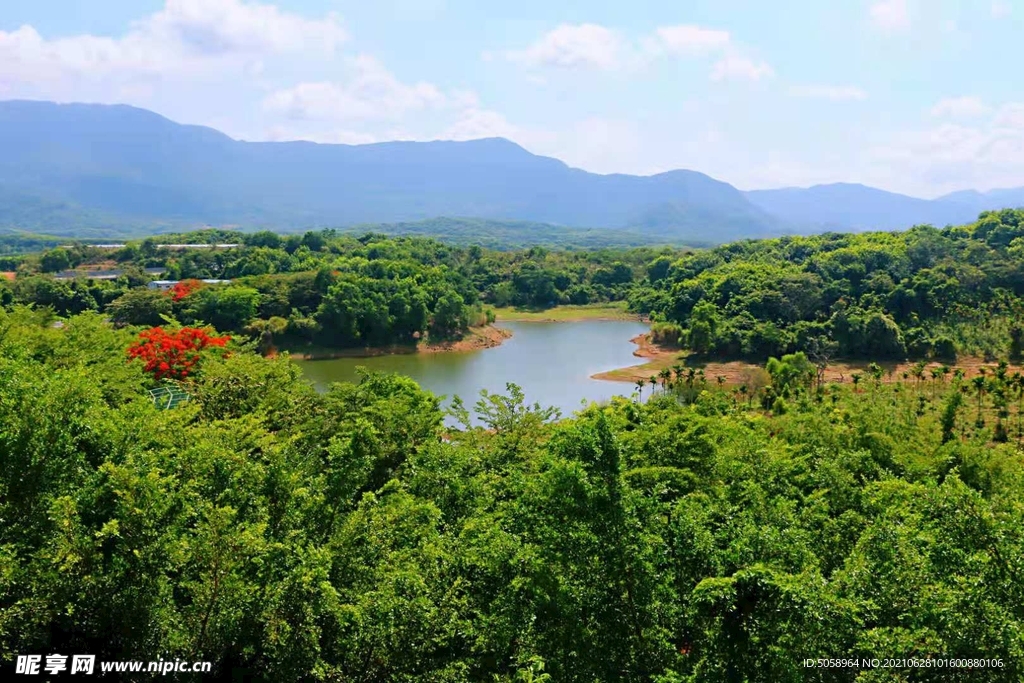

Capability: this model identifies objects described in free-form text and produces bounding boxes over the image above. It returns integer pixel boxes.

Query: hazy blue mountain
[743,183,991,233]
[3,100,1019,242]
[937,188,1024,214]
[0,100,781,243]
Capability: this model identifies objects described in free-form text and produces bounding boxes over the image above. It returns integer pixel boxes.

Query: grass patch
[493,302,639,322]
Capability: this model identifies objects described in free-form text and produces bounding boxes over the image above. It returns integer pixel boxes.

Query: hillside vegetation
[5,210,1024,679]
[1,305,1023,681]
[1,230,672,352]
[630,208,1024,362]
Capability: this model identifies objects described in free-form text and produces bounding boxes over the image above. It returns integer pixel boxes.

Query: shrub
[932,336,957,362]
[650,322,684,347]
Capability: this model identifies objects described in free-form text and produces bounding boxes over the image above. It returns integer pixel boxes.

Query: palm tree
[658,368,673,392]
[972,375,987,426]
[930,367,944,398]
[911,361,926,390]
[634,378,644,402]
[1012,372,1024,442]
[672,364,685,384]
[868,362,884,381]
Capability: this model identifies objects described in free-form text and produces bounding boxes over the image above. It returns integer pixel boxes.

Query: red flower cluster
[127,326,230,381]
[169,279,203,302]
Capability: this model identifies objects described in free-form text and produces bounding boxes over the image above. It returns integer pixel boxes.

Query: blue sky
[1,1,1022,196]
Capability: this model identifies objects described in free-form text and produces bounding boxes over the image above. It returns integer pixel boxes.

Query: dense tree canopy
[1,305,1023,681]
[2,231,670,352]
[630,209,1024,362]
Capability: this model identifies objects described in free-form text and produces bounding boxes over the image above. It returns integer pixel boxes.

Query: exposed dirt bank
[418,325,513,354]
[591,333,682,382]
[593,333,1022,384]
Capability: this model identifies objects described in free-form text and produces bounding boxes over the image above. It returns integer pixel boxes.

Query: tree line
[1,231,669,350]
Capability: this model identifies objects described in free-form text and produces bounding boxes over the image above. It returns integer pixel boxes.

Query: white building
[147,279,232,290]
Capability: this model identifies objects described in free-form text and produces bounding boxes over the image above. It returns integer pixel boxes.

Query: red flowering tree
[127,326,230,381]
[169,279,203,302]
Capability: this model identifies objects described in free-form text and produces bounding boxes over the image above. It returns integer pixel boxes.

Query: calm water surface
[297,320,649,419]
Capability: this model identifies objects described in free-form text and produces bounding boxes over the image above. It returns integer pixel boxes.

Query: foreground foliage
[1,309,1022,681]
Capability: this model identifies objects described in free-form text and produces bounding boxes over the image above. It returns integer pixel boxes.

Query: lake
[296,320,650,420]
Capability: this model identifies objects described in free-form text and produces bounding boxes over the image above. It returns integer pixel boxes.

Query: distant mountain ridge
[0,100,1021,242]
[743,183,989,233]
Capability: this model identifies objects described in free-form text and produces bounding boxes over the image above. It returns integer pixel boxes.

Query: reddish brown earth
[593,333,1022,385]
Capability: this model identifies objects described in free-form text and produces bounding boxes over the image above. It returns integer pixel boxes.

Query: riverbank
[494,302,642,322]
[593,333,1024,384]
[591,333,682,381]
[418,325,512,354]
[284,325,513,360]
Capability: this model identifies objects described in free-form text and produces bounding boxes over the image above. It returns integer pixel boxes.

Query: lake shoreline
[287,325,513,361]
[592,333,1024,385]
[591,333,681,382]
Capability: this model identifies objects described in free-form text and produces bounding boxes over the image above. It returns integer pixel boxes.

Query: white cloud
[992,1,1012,18]
[994,103,1024,129]
[869,102,1024,193]
[0,0,346,86]
[869,0,910,31]
[504,23,624,70]
[263,55,448,122]
[503,23,772,86]
[0,1,502,151]
[143,0,346,56]
[650,25,731,56]
[789,84,868,101]
[930,96,990,118]
[710,54,774,82]
[442,108,521,140]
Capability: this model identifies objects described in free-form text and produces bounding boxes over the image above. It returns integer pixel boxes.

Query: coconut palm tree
[672,364,685,384]
[634,378,645,402]
[971,375,987,426]
[1012,372,1024,441]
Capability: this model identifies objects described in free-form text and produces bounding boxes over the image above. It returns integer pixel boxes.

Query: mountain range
[0,100,1021,243]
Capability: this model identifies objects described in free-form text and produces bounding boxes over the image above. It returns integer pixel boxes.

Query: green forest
[3,210,1024,681]
[0,229,663,352]
[5,208,1024,362]
[630,208,1024,362]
